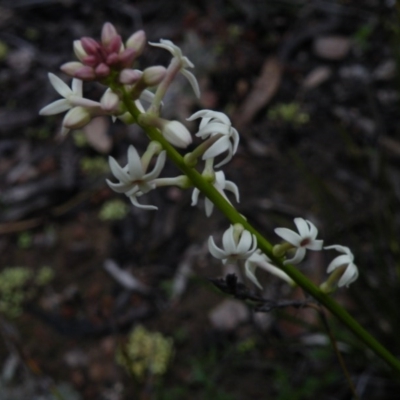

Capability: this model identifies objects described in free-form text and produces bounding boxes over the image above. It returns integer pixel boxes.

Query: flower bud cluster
[208,218,358,291]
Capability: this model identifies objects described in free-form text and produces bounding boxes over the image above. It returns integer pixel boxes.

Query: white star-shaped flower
[149,39,200,98]
[187,110,240,167]
[208,225,257,265]
[39,73,100,116]
[191,171,239,217]
[244,250,294,289]
[274,218,323,265]
[106,145,166,210]
[324,245,359,287]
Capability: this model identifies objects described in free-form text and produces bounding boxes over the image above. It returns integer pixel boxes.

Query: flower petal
[205,198,214,217]
[306,239,324,251]
[274,227,302,246]
[294,218,311,237]
[144,150,166,181]
[106,180,133,193]
[202,136,230,160]
[224,181,240,203]
[130,195,158,210]
[108,156,130,183]
[39,99,71,115]
[71,79,83,96]
[284,247,306,265]
[326,254,352,273]
[222,226,236,254]
[191,188,200,206]
[48,73,72,98]
[180,68,200,98]
[127,145,144,180]
[338,263,358,287]
[208,236,227,260]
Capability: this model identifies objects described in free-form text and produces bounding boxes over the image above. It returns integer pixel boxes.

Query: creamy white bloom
[324,245,359,287]
[39,73,100,116]
[274,218,323,265]
[191,171,239,217]
[244,250,294,289]
[161,120,192,148]
[208,225,257,265]
[187,110,240,167]
[106,145,166,210]
[149,39,200,98]
[39,73,102,135]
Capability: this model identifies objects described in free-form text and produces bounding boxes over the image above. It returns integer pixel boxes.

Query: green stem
[120,88,400,374]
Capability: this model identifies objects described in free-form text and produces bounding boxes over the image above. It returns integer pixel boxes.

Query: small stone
[302,66,332,89]
[209,299,249,331]
[313,36,351,60]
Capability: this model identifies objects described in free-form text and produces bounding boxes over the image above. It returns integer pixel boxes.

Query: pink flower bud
[81,37,100,56]
[126,30,146,56]
[95,63,111,77]
[74,66,96,80]
[118,48,136,68]
[106,53,119,66]
[82,55,99,67]
[107,35,123,54]
[142,66,166,86]
[119,69,142,84]
[101,22,118,47]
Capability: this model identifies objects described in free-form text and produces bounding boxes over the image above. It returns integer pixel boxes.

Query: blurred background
[0,0,400,398]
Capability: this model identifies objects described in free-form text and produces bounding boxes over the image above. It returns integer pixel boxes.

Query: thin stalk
[120,88,400,374]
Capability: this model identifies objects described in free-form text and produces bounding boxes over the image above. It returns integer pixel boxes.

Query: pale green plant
[268,102,309,127]
[0,266,54,318]
[116,325,174,380]
[99,199,129,221]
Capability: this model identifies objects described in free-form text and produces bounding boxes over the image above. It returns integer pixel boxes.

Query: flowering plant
[39,22,400,375]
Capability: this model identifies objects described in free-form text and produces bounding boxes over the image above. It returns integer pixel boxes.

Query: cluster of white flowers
[208,218,358,292]
[40,22,358,294]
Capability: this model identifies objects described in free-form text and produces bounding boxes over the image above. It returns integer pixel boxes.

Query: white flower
[149,39,200,98]
[106,145,166,210]
[192,171,239,217]
[274,218,323,265]
[187,110,240,167]
[324,245,358,287]
[244,250,294,289]
[39,73,102,135]
[39,73,100,116]
[208,225,257,265]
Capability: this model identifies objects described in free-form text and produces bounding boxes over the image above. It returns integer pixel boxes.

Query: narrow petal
[231,128,240,155]
[274,227,302,246]
[205,198,214,217]
[256,257,294,285]
[71,79,83,96]
[106,180,133,193]
[306,239,324,251]
[294,218,310,237]
[306,220,319,239]
[208,236,227,260]
[202,137,230,159]
[224,181,240,203]
[48,73,72,98]
[338,263,358,287]
[214,145,233,168]
[191,188,200,206]
[127,145,144,180]
[195,122,231,137]
[244,260,263,289]
[222,226,236,254]
[180,69,200,98]
[326,255,352,273]
[144,151,166,181]
[284,247,306,265]
[39,99,71,115]
[324,244,351,255]
[187,109,214,121]
[236,230,253,254]
[130,195,158,210]
[108,156,130,183]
